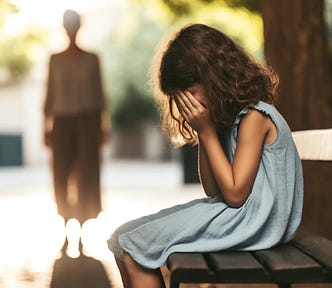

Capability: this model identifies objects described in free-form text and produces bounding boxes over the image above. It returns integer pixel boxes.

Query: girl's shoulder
[234,103,277,145]
[233,101,292,146]
[234,101,280,126]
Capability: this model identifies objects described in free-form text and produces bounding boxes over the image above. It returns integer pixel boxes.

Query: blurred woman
[43,9,109,254]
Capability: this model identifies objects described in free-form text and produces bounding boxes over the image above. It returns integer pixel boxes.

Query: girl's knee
[123,252,146,274]
[123,251,136,270]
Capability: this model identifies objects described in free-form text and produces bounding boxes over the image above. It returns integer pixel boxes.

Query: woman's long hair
[150,23,279,146]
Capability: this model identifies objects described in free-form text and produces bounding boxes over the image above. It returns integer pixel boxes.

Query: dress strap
[232,101,287,144]
[234,101,280,127]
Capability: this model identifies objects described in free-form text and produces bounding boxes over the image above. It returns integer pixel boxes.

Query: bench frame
[166,129,332,288]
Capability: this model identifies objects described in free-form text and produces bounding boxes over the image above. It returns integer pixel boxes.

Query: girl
[108,23,303,288]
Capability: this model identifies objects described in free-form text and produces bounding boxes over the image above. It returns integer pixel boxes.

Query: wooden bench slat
[253,243,325,283]
[208,251,271,283]
[293,229,332,280]
[167,252,216,284]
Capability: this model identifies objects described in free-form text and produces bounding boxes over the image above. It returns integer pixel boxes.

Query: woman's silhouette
[43,9,109,254]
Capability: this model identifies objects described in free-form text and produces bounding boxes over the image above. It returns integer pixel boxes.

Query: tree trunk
[260,0,332,239]
[261,0,331,130]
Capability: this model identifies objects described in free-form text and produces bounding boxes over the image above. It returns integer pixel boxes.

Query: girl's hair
[150,23,279,146]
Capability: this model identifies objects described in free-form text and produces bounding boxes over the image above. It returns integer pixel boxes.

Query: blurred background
[0,0,332,287]
[0,0,268,165]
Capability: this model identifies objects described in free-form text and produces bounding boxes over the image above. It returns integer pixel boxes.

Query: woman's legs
[123,252,165,288]
[76,112,102,223]
[53,117,76,222]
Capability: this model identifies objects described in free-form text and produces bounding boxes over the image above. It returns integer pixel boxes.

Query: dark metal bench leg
[277,283,291,288]
[169,278,179,288]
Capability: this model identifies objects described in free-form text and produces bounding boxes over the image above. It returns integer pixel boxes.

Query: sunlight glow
[0,187,165,282]
[0,191,65,287]
[0,160,199,287]
[5,0,108,34]
[193,4,263,58]
[65,219,81,258]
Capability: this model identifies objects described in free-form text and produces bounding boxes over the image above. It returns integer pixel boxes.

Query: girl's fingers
[173,94,182,112]
[175,92,189,113]
[174,90,204,117]
[178,91,192,110]
[182,90,200,109]
[176,92,194,115]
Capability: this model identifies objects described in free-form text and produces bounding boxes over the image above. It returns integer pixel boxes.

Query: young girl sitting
[108,23,303,288]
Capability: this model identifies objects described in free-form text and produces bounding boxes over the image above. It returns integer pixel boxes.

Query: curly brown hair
[150,23,279,146]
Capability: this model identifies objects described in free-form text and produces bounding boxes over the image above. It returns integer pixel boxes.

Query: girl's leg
[115,256,131,288]
[123,252,165,288]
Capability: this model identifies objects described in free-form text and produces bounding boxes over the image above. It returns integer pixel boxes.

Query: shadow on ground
[50,254,112,288]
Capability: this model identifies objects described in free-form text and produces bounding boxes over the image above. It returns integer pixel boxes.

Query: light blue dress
[107,101,304,269]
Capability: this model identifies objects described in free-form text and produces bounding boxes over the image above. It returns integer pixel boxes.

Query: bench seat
[166,229,332,288]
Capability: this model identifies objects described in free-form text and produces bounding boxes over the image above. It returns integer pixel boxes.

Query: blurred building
[0,63,49,166]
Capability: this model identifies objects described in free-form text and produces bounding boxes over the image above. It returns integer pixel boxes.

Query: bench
[166,129,332,288]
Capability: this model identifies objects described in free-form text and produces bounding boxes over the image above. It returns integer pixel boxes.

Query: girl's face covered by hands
[173,84,213,133]
[186,84,208,108]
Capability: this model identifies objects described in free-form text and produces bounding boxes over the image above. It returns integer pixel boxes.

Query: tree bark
[260,0,332,239]
[261,0,331,130]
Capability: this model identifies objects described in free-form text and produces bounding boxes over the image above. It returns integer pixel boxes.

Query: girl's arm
[198,141,220,197]
[198,110,268,207]
[177,91,270,208]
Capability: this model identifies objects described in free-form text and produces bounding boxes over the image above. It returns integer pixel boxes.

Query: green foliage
[142,0,260,18]
[99,3,167,129]
[133,0,263,57]
[160,0,193,17]
[99,0,263,128]
[223,0,260,13]
[112,84,159,128]
[0,1,45,83]
[0,31,45,82]
[0,33,34,81]
[0,0,18,27]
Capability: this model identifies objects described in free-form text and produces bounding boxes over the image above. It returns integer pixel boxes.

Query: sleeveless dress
[107,101,304,269]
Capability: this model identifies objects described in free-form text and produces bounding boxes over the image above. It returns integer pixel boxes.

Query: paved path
[0,160,204,288]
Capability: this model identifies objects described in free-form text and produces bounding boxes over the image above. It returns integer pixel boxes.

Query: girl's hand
[174,90,213,133]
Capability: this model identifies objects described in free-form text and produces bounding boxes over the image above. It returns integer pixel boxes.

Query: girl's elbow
[223,190,249,208]
[226,198,245,208]
[203,187,218,198]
